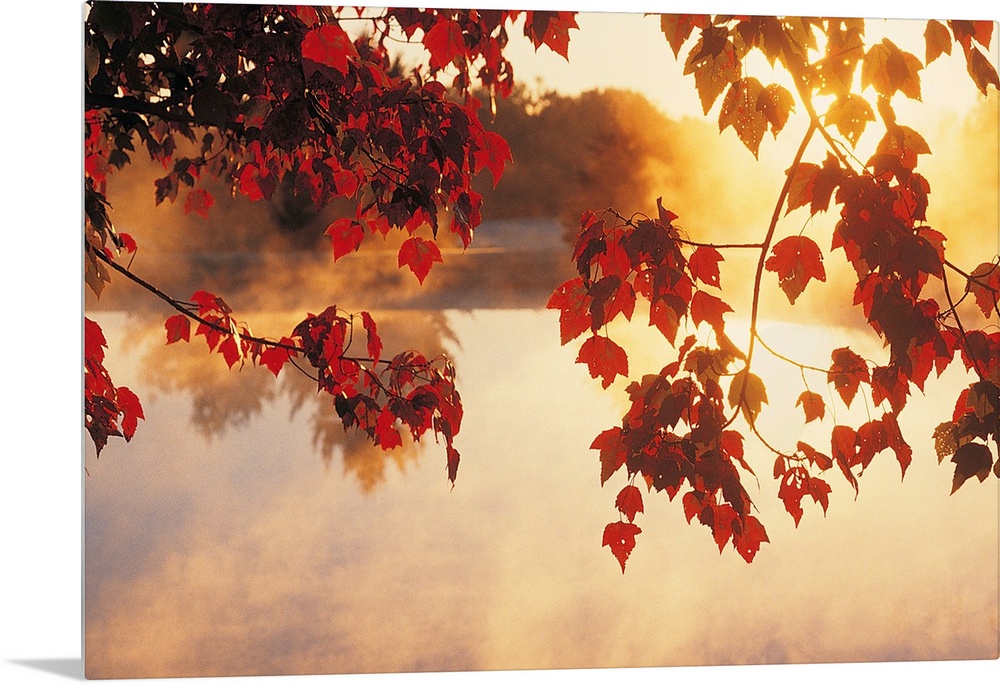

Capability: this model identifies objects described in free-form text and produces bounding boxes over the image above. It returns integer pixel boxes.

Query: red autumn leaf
[398,236,443,284]
[967,262,1000,318]
[831,425,859,493]
[855,419,887,470]
[359,311,382,366]
[690,290,732,335]
[259,341,294,377]
[602,520,641,573]
[238,164,264,201]
[809,477,832,515]
[183,188,215,218]
[778,468,807,526]
[116,386,144,441]
[117,232,137,254]
[785,153,843,215]
[547,277,592,345]
[882,411,913,479]
[648,300,682,345]
[733,515,769,563]
[615,484,644,522]
[473,130,512,188]
[764,235,827,304]
[711,504,739,552]
[688,246,724,288]
[301,23,357,74]
[796,391,825,423]
[828,347,869,408]
[218,335,241,369]
[85,316,107,364]
[423,19,466,69]
[718,77,767,157]
[326,218,364,261]
[591,427,627,485]
[577,335,629,389]
[375,408,403,450]
[164,314,191,344]
[524,11,578,59]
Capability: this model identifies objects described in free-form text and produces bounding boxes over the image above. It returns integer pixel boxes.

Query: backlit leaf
[690,290,732,335]
[719,77,767,157]
[924,19,952,65]
[326,218,365,261]
[301,23,357,74]
[764,235,827,304]
[615,485,644,522]
[796,391,825,423]
[164,314,191,344]
[825,95,875,148]
[577,335,629,389]
[603,521,641,573]
[688,246,724,288]
[398,236,443,284]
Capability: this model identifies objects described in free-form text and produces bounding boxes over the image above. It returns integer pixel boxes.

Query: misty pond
[84,242,998,679]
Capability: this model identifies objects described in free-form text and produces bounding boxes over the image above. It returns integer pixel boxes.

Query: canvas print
[83,2,1000,679]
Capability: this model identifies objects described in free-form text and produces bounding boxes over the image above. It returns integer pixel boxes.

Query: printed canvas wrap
[82,2,1000,680]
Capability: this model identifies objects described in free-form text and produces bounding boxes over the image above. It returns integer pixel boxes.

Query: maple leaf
[577,335,629,389]
[719,77,767,157]
[591,427,627,485]
[828,347,869,408]
[882,411,913,479]
[85,316,107,364]
[325,218,364,261]
[690,290,732,335]
[524,11,579,60]
[831,425,859,493]
[964,44,1000,96]
[778,468,807,526]
[375,408,403,450]
[259,342,294,377]
[796,391,825,423]
[114,386,144,441]
[825,95,875,148]
[688,246,724,288]
[862,38,923,100]
[423,19,465,69]
[218,335,241,369]
[660,14,710,58]
[474,130,513,188]
[764,235,827,304]
[684,33,740,115]
[183,188,214,219]
[547,277,593,345]
[301,23,357,75]
[967,262,1000,318]
[398,236,443,284]
[950,443,994,494]
[785,153,844,215]
[756,84,795,139]
[728,370,768,423]
[615,485,644,523]
[733,515,769,563]
[164,314,191,344]
[924,20,952,65]
[603,521,641,573]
